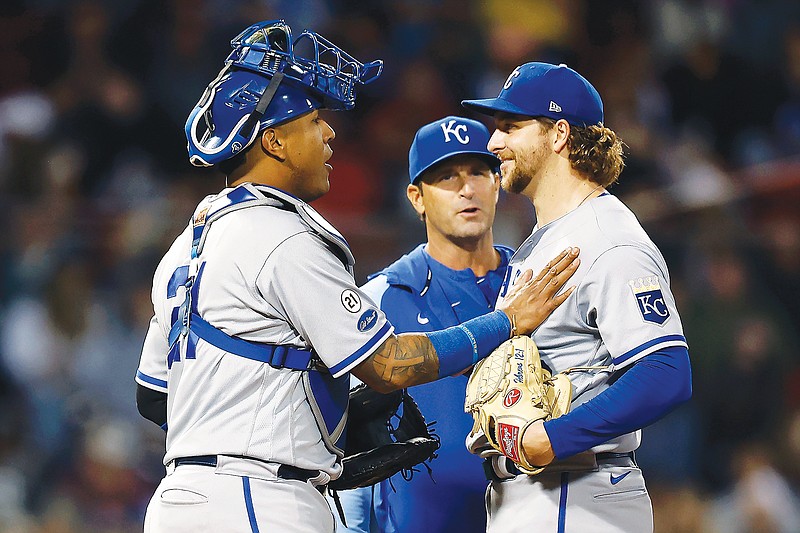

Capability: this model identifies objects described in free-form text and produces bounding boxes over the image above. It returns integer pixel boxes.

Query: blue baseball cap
[462,62,603,127]
[408,116,500,184]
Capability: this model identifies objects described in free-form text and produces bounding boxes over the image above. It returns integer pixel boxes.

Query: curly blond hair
[540,119,626,187]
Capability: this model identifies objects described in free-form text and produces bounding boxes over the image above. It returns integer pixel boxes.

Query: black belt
[597,451,635,463]
[483,452,636,482]
[172,455,321,483]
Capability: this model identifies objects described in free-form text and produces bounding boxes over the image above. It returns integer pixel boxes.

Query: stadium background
[0,1,799,531]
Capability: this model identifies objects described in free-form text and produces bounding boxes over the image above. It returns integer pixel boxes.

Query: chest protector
[168,183,352,457]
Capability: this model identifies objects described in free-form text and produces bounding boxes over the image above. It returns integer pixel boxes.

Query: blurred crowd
[0,1,799,531]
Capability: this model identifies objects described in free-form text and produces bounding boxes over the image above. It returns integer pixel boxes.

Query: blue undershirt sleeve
[426,310,511,378]
[543,345,692,459]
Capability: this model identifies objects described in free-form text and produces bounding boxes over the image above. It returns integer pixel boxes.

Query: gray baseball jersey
[136,183,393,476]
[473,193,685,532]
[476,192,686,453]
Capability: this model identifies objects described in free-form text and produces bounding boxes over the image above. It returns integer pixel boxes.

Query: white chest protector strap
[169,182,352,455]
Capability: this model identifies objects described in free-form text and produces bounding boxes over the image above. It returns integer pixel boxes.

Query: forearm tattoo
[363,334,439,389]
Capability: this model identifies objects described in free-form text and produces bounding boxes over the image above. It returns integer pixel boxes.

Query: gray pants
[485,455,653,533]
[144,457,335,532]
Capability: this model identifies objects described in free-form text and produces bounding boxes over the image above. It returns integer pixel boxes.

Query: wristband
[426,310,511,378]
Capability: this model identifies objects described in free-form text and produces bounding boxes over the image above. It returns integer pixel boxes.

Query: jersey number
[166,263,205,367]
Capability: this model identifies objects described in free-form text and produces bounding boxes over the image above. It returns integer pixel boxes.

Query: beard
[499,138,550,195]
[501,163,532,194]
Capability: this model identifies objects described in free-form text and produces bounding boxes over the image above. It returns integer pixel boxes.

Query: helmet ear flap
[185,75,261,168]
[185,70,314,167]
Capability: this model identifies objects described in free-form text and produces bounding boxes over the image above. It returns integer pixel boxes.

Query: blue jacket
[361,243,514,533]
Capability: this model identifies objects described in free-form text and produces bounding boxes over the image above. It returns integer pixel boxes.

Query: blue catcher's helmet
[186,20,383,167]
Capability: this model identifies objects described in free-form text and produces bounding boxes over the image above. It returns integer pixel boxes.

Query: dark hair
[539,118,626,187]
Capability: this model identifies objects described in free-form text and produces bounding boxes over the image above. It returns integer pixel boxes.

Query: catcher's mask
[185,19,383,167]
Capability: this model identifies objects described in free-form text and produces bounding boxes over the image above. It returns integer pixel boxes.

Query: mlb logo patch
[629,276,670,325]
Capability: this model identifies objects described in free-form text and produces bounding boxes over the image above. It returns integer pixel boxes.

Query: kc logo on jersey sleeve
[629,276,670,325]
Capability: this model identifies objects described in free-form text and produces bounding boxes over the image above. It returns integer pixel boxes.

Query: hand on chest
[499,239,580,302]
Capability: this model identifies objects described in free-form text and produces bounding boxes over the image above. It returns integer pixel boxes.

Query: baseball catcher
[465,336,572,474]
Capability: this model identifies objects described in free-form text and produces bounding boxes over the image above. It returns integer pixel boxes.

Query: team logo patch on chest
[629,276,670,325]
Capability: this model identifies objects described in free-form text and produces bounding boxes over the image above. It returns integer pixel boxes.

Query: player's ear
[260,128,286,160]
[406,183,425,219]
[552,119,570,153]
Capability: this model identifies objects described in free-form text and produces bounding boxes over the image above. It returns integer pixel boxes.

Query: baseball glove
[328,384,439,491]
[465,336,572,474]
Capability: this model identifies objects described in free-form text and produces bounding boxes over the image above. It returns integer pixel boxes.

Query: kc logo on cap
[440,119,470,144]
[408,116,499,184]
[503,67,521,90]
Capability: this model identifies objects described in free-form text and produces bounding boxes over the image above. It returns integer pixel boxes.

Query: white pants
[486,457,653,533]
[144,457,335,533]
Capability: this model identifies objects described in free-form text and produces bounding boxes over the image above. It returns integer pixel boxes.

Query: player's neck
[425,232,499,277]
[231,158,296,195]
[530,170,604,227]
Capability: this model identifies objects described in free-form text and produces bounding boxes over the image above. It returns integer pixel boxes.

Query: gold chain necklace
[576,184,604,209]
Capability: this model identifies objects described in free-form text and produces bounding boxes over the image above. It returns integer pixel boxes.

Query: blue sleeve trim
[544,345,692,459]
[136,370,168,389]
[427,310,510,378]
[613,334,687,365]
[329,321,394,377]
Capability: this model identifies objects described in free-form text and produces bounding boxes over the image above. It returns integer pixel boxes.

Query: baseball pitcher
[461,62,693,532]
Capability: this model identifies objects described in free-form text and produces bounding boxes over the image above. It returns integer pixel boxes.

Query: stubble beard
[501,158,533,194]
[500,144,547,195]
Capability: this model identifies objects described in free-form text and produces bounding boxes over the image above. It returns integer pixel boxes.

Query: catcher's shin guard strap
[428,310,511,378]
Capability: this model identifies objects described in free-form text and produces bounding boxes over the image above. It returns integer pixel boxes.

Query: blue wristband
[426,310,511,378]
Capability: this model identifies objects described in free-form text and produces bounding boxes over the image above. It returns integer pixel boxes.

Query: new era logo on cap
[461,62,604,127]
[408,116,499,184]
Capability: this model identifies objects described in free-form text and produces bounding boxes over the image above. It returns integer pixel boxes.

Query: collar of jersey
[373,243,513,293]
